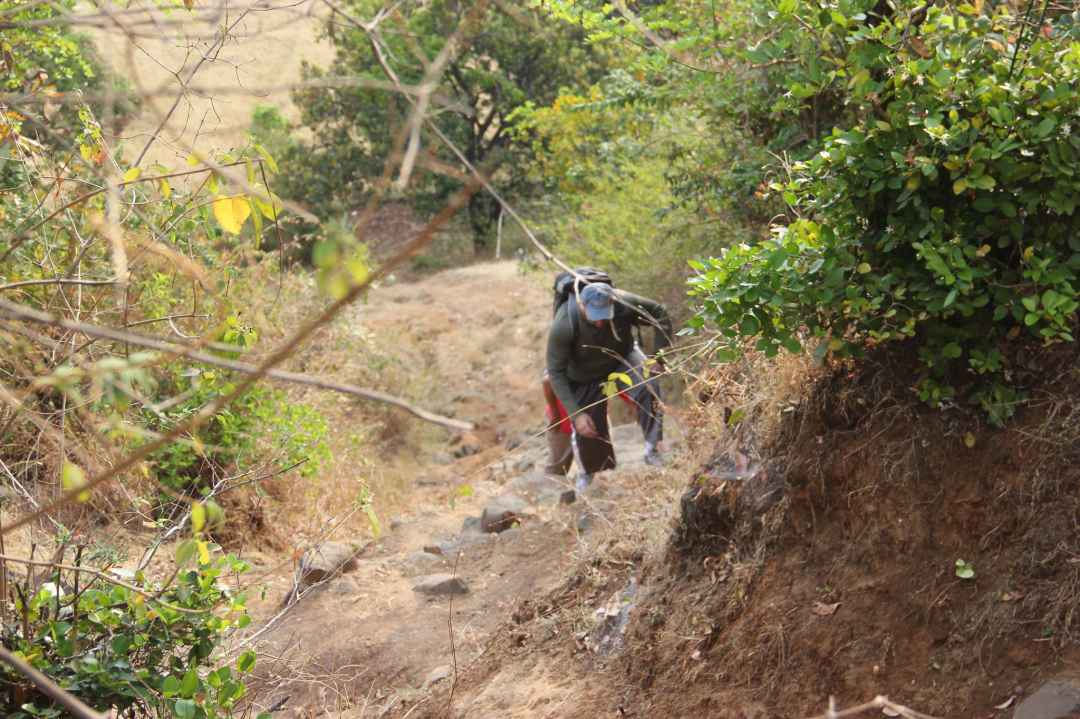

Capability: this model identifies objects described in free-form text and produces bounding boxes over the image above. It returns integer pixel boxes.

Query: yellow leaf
[976,244,991,258]
[857,262,872,274]
[253,196,279,221]
[197,540,210,565]
[963,432,976,448]
[191,502,206,534]
[159,178,172,198]
[186,153,200,167]
[212,195,251,235]
[61,461,91,502]
[1022,246,1034,261]
[122,167,141,183]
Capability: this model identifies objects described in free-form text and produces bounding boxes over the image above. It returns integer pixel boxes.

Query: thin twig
[0,553,207,614]
[0,300,473,432]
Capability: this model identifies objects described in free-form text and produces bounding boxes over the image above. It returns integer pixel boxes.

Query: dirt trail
[241,262,680,717]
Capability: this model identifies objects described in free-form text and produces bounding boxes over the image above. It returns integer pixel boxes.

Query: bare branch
[0,553,209,614]
[803,696,941,719]
[0,301,474,432]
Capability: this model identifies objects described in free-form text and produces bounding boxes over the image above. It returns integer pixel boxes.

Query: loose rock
[297,541,362,590]
[1014,677,1080,719]
[480,495,528,533]
[424,665,452,688]
[413,574,469,596]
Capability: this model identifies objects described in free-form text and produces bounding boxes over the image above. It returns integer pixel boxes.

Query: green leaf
[175,539,197,566]
[180,668,199,698]
[778,0,797,14]
[955,559,975,580]
[856,262,871,274]
[174,698,196,719]
[254,143,279,173]
[237,650,257,673]
[161,675,181,697]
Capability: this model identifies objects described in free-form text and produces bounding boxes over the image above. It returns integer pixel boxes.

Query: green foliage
[281,0,608,253]
[955,559,976,580]
[687,2,1080,423]
[148,365,331,497]
[1,553,255,718]
[533,157,729,304]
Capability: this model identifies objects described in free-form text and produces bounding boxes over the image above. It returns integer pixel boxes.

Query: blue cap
[580,283,614,322]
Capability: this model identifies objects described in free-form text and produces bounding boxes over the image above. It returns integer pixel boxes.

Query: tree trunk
[467,192,499,256]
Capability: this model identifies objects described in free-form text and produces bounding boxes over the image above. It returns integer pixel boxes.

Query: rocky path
[238,263,681,718]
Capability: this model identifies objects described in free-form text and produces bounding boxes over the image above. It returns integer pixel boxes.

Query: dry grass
[229,267,446,547]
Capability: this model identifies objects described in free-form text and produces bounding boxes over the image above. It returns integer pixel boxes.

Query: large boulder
[480,495,529,533]
[1014,677,1080,719]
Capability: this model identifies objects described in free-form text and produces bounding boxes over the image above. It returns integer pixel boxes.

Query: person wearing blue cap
[545,280,672,493]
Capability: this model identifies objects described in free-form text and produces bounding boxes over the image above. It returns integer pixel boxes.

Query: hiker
[541,357,648,477]
[545,276,671,492]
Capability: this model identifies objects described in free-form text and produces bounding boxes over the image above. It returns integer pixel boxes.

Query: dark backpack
[552,267,613,317]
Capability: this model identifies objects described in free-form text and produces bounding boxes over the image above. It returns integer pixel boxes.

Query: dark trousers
[571,348,664,475]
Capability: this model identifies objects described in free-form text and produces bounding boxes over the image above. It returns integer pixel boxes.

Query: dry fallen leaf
[909,37,932,58]
[1000,591,1024,602]
[811,601,841,617]
[994,696,1016,710]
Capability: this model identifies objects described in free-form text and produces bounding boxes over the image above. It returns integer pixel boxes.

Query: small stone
[422,544,444,556]
[462,516,481,534]
[513,456,535,473]
[413,574,469,596]
[559,490,576,505]
[576,512,594,533]
[389,516,405,531]
[431,453,453,466]
[424,665,452,688]
[480,495,528,533]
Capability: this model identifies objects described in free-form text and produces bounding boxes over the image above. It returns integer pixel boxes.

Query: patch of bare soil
[233,260,686,717]
[405,345,1080,719]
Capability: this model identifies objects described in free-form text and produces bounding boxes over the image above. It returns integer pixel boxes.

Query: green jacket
[545,289,672,415]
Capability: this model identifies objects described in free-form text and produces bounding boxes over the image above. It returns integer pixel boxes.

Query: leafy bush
[148,366,331,498]
[688,3,1080,424]
[1,552,259,719]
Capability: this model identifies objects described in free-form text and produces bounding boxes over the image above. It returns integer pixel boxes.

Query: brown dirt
[399,345,1080,719]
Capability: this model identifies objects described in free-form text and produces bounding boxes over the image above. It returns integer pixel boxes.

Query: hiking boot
[643,450,665,467]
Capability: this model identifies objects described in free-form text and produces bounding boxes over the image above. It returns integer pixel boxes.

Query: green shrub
[148,364,331,498]
[688,3,1080,424]
[1,552,260,719]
